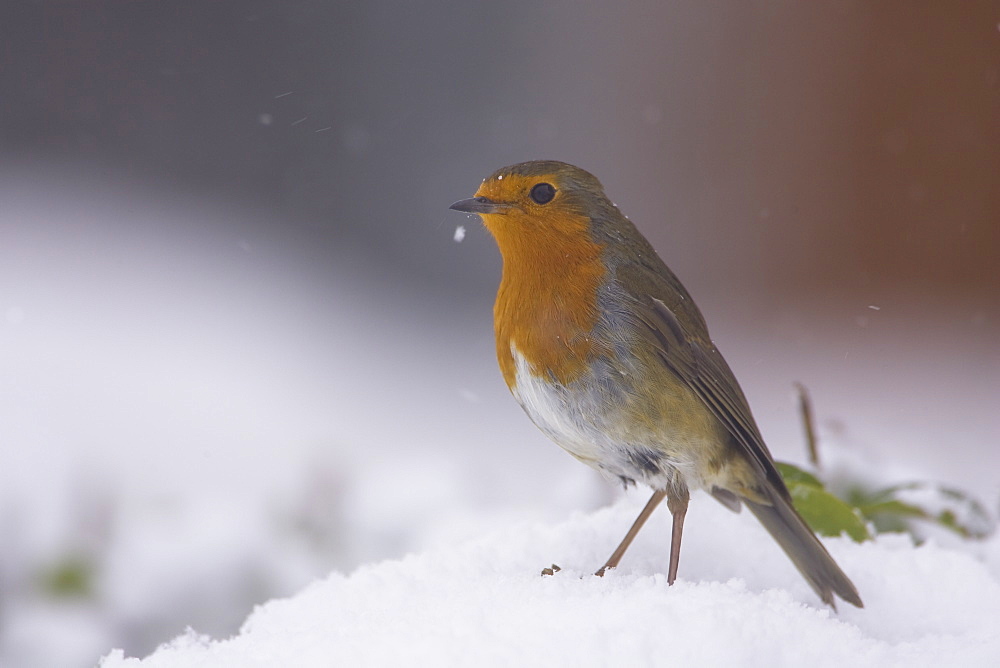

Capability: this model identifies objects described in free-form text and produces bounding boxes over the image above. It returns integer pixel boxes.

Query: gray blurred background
[1,1,998,666]
[5,1,997,299]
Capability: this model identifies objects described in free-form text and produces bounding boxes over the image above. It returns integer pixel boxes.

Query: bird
[450,160,862,609]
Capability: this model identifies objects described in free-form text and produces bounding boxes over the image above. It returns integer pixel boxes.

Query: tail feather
[745,488,863,609]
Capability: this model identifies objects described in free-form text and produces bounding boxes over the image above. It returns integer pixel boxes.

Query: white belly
[508,346,702,489]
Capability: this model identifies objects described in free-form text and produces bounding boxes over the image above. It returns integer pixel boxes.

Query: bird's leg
[595,489,666,576]
[666,487,690,585]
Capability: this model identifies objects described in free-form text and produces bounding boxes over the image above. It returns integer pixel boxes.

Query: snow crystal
[99,494,1000,667]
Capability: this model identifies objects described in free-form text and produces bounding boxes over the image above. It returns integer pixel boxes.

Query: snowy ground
[2,167,997,667]
[100,490,1000,667]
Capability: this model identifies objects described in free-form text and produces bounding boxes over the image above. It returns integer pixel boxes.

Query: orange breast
[486,208,608,388]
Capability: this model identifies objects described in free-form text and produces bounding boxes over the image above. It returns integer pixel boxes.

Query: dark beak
[449,196,504,214]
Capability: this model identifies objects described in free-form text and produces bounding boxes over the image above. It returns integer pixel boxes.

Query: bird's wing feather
[630,295,788,496]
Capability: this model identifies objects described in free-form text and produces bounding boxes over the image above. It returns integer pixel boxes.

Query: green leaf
[785,383,995,543]
[778,462,871,542]
[39,556,94,599]
[857,498,929,520]
[788,483,872,542]
[775,462,823,488]
[933,486,994,538]
[856,498,930,535]
[856,482,995,540]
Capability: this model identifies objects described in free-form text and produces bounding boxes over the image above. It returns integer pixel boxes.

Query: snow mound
[100,492,1000,667]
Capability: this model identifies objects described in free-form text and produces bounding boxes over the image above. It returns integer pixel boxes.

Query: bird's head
[450,160,614,254]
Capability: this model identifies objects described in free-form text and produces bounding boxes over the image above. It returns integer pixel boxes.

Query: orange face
[470,171,593,248]
[461,169,609,388]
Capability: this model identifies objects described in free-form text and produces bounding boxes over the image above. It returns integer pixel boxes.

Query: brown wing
[608,250,861,607]
[629,294,789,498]
[598,220,789,496]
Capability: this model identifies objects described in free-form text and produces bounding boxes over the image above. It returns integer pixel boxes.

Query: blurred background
[1,1,997,666]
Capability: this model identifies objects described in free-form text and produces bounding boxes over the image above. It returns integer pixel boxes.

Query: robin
[450,160,862,609]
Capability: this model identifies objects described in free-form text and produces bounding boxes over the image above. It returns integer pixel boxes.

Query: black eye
[529,182,556,205]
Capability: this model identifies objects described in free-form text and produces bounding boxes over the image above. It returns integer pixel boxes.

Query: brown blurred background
[2,0,997,493]
[1,2,997,662]
[2,1,996,302]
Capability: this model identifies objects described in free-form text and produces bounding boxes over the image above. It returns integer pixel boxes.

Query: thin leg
[666,489,689,585]
[595,490,666,576]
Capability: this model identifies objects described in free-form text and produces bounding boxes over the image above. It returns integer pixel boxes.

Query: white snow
[454,225,466,242]
[2,164,998,667]
[99,490,1000,667]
